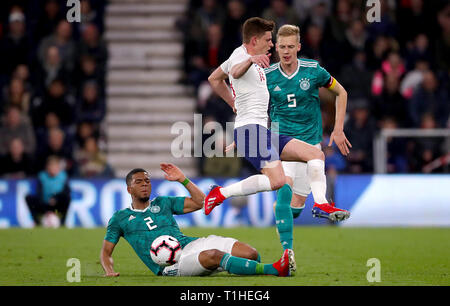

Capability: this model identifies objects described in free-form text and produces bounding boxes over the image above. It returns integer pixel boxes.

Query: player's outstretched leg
[204,168,278,215]
[199,249,291,277]
[220,250,291,277]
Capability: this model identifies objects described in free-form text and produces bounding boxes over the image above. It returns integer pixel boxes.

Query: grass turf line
[0,227,448,286]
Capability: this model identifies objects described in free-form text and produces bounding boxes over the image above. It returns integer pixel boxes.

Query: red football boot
[204,185,226,215]
[272,249,291,277]
[312,202,350,222]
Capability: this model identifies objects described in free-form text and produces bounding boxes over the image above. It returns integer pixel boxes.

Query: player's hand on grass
[104,272,120,277]
[160,163,185,183]
[329,130,352,156]
[250,54,271,68]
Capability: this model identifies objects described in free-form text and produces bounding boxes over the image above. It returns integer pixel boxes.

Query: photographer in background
[25,155,71,227]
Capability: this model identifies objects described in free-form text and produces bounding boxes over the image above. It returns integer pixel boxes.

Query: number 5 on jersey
[145,217,157,230]
[287,94,296,108]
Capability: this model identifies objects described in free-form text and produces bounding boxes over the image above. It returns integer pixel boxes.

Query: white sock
[307,159,328,204]
[220,175,272,198]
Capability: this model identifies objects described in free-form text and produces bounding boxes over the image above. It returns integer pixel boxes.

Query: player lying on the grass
[100,163,291,277]
[266,24,352,223]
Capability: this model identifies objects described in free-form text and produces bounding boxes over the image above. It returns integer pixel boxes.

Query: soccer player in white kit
[205,17,349,274]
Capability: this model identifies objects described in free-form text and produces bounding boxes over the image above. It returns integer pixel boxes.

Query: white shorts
[164,235,237,276]
[282,143,322,197]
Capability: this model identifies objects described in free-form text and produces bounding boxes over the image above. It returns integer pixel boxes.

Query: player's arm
[160,163,205,213]
[181,179,205,213]
[229,58,253,79]
[324,77,352,156]
[229,54,271,79]
[208,67,236,112]
[100,240,120,277]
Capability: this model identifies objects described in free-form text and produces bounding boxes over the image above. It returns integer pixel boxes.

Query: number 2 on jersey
[144,217,157,230]
[287,94,296,108]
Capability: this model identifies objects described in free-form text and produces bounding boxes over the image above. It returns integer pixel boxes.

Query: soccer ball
[41,212,61,228]
[150,235,182,267]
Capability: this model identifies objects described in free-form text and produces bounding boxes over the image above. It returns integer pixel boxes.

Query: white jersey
[220,45,270,129]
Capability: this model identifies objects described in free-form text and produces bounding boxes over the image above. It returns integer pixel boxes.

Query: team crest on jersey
[150,206,160,213]
[299,78,310,90]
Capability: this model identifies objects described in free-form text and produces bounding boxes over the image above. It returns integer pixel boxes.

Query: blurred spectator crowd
[0,0,114,179]
[179,0,450,175]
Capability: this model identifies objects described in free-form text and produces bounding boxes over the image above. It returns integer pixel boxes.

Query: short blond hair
[277,24,301,42]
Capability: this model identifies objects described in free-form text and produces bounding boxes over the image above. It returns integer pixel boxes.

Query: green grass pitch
[0,227,448,286]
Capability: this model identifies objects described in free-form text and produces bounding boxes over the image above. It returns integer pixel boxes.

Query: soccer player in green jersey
[265,24,352,261]
[100,163,291,277]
